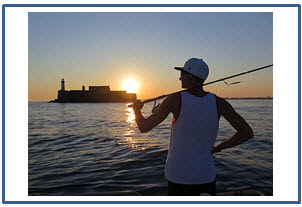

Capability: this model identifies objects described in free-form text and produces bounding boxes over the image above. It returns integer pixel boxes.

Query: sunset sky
[28,12,273,101]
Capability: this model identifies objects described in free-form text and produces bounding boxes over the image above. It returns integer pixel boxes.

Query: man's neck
[186,85,207,96]
[187,84,204,91]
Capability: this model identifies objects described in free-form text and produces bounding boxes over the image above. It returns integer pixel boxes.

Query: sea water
[28,99,273,196]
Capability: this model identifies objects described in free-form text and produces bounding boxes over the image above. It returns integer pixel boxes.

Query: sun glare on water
[122,78,139,93]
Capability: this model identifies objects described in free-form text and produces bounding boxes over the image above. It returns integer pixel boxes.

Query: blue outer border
[2,3,301,204]
[2,3,4,206]
[0,4,301,7]
[298,2,301,204]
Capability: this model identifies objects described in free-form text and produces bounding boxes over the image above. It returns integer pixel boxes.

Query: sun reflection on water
[120,107,146,151]
[126,107,136,127]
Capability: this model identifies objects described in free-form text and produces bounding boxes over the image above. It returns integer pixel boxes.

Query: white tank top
[165,91,219,184]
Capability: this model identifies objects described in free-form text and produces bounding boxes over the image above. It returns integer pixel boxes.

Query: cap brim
[174,67,183,70]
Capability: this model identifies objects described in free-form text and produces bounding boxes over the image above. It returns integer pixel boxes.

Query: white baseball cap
[174,58,209,81]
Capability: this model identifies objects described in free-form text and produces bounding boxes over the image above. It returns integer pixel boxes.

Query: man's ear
[189,74,195,81]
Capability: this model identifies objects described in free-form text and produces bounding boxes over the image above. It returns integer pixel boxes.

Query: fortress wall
[89,86,110,94]
[56,86,136,103]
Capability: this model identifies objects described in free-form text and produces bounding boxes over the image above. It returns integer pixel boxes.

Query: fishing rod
[128,64,273,108]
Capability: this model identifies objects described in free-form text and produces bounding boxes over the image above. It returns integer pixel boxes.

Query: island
[49,79,137,103]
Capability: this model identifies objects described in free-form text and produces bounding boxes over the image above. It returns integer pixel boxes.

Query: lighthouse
[61,78,65,91]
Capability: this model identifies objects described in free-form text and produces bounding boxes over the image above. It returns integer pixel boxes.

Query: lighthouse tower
[61,78,65,91]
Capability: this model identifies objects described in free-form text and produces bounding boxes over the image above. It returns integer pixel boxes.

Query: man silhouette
[132,58,254,196]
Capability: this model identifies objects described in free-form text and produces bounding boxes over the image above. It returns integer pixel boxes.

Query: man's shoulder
[166,92,181,102]
[163,92,181,113]
[214,95,230,110]
[214,94,226,103]
[215,95,237,115]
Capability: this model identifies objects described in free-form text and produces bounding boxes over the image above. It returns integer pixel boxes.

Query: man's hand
[133,95,176,133]
[132,100,144,112]
[213,97,254,152]
[211,145,222,154]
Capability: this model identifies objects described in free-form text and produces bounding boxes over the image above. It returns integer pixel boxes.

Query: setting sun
[122,78,139,93]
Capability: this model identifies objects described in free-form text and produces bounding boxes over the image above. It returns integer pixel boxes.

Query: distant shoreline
[29,97,273,102]
[224,97,273,100]
[138,97,273,101]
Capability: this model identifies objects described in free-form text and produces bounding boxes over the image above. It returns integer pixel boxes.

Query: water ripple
[29,100,272,196]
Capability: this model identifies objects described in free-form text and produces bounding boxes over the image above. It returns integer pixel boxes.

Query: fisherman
[132,58,254,196]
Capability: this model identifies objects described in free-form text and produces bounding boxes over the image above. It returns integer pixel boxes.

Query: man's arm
[212,97,254,154]
[132,94,177,133]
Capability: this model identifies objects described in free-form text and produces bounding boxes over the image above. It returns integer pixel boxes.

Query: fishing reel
[223,80,241,86]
